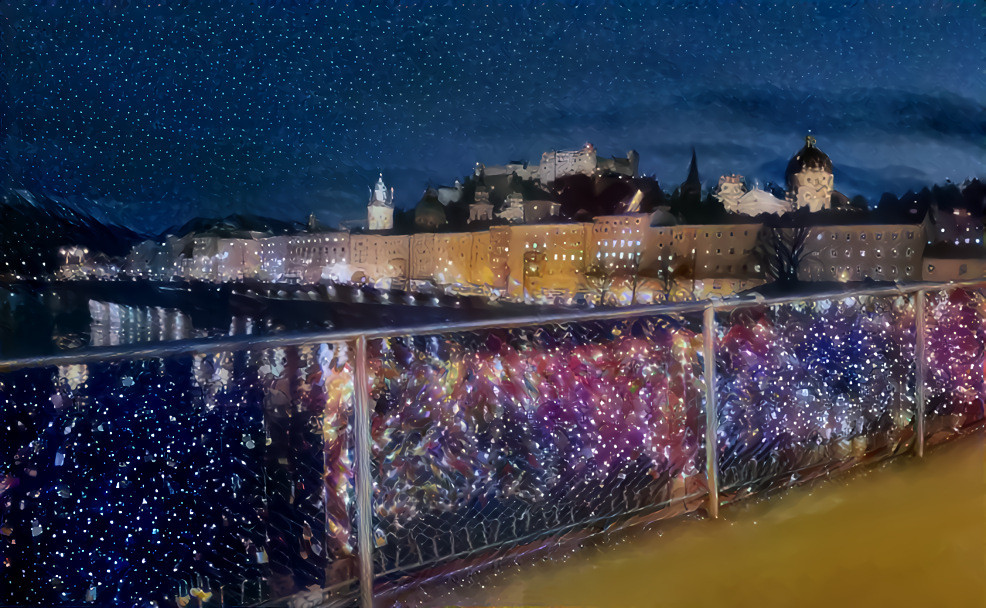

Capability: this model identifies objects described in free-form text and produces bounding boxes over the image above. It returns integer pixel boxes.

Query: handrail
[1,279,983,373]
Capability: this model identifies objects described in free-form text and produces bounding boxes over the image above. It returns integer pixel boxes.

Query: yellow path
[406,435,986,607]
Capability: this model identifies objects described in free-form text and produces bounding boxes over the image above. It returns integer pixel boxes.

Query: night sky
[3,1,984,233]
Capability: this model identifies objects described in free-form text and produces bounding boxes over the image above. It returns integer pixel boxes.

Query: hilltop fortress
[478,143,639,185]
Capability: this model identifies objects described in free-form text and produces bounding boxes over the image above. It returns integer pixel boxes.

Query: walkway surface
[394,434,986,607]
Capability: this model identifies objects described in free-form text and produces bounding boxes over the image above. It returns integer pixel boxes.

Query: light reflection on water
[397,433,986,608]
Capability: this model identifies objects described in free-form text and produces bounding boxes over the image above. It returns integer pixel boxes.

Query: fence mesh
[923,286,986,445]
[714,294,917,501]
[0,343,359,607]
[364,314,708,588]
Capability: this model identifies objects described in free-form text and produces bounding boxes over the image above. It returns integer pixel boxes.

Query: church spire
[678,148,702,202]
[685,148,700,187]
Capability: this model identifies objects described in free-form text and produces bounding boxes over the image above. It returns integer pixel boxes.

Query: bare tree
[584,262,613,305]
[761,226,812,284]
[638,253,677,302]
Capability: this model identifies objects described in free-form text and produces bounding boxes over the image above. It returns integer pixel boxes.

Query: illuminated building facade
[488,226,512,290]
[286,232,350,283]
[468,231,495,290]
[800,225,926,282]
[367,174,395,231]
[502,223,589,301]
[259,236,291,282]
[478,145,637,186]
[349,233,410,287]
[923,256,986,282]
[928,207,984,247]
[469,188,494,223]
[409,233,438,282]
[433,233,473,286]
[539,144,598,184]
[588,214,650,275]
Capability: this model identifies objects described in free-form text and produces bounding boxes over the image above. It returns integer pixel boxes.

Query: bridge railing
[1,281,984,607]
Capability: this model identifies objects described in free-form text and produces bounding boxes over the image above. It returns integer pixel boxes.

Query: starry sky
[2,1,984,233]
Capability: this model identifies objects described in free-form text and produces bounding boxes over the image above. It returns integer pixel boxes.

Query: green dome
[414,195,447,231]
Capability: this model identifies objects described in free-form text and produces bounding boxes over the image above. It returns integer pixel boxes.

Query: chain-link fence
[923,287,986,444]
[1,283,985,607]
[714,293,917,501]
[364,313,707,592]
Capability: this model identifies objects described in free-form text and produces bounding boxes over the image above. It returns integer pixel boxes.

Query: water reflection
[0,337,358,606]
[88,300,193,346]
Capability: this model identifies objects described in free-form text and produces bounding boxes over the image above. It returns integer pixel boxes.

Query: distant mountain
[0,188,143,279]
[163,213,303,239]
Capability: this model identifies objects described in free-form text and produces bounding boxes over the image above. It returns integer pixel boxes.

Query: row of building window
[827,248,915,258]
[823,265,914,277]
[823,231,916,241]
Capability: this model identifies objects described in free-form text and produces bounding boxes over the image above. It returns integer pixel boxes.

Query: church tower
[367,174,394,231]
[676,148,702,206]
[786,136,834,212]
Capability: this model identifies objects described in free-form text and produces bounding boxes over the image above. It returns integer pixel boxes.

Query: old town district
[60,138,986,304]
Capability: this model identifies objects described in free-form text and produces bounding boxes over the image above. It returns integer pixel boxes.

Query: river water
[392,433,985,607]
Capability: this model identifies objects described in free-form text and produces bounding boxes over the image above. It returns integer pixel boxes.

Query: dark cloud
[3,2,984,232]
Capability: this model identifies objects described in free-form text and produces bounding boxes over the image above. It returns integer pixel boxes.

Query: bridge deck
[392,434,986,607]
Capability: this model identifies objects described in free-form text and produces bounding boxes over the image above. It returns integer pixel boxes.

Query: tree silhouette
[584,262,614,305]
[761,226,812,284]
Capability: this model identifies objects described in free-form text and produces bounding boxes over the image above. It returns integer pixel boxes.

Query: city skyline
[3,2,984,233]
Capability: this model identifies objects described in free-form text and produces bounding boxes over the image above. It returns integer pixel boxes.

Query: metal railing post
[352,336,375,607]
[914,290,927,457]
[702,304,720,518]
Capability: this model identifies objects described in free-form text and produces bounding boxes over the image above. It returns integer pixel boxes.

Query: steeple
[679,148,702,202]
[685,148,700,187]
